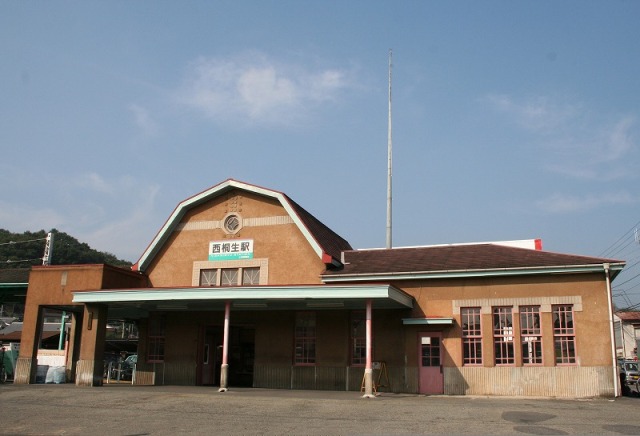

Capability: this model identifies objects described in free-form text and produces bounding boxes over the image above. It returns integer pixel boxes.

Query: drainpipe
[620,318,627,360]
[604,263,620,397]
[219,300,231,392]
[362,299,375,398]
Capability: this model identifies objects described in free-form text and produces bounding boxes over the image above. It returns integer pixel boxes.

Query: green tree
[0,229,132,269]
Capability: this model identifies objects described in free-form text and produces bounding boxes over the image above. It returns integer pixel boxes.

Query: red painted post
[362,299,375,398]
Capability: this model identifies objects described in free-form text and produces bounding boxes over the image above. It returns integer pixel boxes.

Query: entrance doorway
[199,326,255,387]
[418,332,444,395]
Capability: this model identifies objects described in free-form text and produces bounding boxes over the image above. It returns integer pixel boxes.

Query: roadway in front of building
[1,384,639,435]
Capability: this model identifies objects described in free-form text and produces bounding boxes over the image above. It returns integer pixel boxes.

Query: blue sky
[1,1,640,307]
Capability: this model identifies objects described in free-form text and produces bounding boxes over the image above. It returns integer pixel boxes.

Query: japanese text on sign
[209,239,254,260]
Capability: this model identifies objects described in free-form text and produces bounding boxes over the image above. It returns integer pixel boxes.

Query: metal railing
[104,360,136,384]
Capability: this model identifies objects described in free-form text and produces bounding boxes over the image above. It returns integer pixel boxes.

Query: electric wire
[602,219,640,311]
[0,237,47,247]
[1,258,43,264]
[605,237,637,260]
[612,262,640,288]
[599,219,640,258]
[0,235,48,266]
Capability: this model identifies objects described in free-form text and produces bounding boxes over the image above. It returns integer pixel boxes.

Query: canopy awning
[72,284,414,319]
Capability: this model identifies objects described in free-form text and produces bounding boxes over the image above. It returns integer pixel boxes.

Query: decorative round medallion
[223,213,241,234]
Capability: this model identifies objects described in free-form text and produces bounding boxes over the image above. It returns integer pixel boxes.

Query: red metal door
[418,332,443,395]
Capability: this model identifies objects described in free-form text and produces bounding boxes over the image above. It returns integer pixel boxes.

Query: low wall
[444,366,616,398]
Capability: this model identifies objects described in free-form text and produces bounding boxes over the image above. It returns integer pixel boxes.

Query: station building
[14,179,626,397]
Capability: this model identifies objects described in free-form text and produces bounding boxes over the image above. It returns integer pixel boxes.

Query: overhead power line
[0,237,47,247]
[599,219,640,257]
[1,258,44,264]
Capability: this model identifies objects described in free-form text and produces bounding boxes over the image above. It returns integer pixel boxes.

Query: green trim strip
[402,318,454,325]
[0,283,28,289]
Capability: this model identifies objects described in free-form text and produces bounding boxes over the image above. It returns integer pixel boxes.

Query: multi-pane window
[520,306,542,365]
[461,307,482,365]
[199,269,217,286]
[221,268,239,286]
[350,311,366,365]
[421,337,441,367]
[242,267,260,285]
[199,267,261,286]
[147,313,166,363]
[553,305,576,364]
[294,312,316,365]
[493,307,514,365]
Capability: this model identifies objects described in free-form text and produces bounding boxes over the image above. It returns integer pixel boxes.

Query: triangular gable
[134,179,351,272]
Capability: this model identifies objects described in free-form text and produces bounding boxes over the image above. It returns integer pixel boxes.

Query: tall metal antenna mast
[386,49,393,249]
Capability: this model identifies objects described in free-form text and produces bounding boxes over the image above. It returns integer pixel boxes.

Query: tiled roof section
[0,268,30,284]
[616,311,640,322]
[323,244,623,276]
[284,195,353,261]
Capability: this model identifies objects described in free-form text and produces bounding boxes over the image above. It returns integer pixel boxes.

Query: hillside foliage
[0,229,132,269]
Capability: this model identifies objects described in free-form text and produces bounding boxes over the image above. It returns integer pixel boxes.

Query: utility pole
[42,232,53,266]
[42,231,66,350]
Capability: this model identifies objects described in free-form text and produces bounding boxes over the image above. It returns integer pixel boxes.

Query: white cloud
[486,94,638,181]
[603,116,635,162]
[485,94,580,134]
[0,201,66,233]
[0,168,161,261]
[536,192,637,214]
[75,172,115,195]
[177,53,351,126]
[128,103,159,137]
[82,183,160,261]
[544,116,637,180]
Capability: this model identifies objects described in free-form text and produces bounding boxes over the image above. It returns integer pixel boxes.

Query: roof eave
[71,284,414,309]
[321,262,626,283]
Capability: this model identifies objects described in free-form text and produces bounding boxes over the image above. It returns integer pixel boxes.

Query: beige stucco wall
[16,265,145,385]
[145,189,326,287]
[392,273,613,369]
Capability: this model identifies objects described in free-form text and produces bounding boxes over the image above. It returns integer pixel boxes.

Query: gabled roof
[321,243,625,282]
[134,179,352,272]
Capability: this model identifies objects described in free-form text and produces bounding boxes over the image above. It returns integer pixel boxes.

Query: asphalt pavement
[1,383,639,435]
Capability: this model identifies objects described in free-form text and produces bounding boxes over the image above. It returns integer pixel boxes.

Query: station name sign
[209,239,254,261]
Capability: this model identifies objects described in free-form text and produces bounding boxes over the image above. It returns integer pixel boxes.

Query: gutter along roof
[133,179,352,272]
[321,244,625,283]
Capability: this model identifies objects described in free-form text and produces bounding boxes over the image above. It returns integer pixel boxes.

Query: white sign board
[209,239,254,261]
